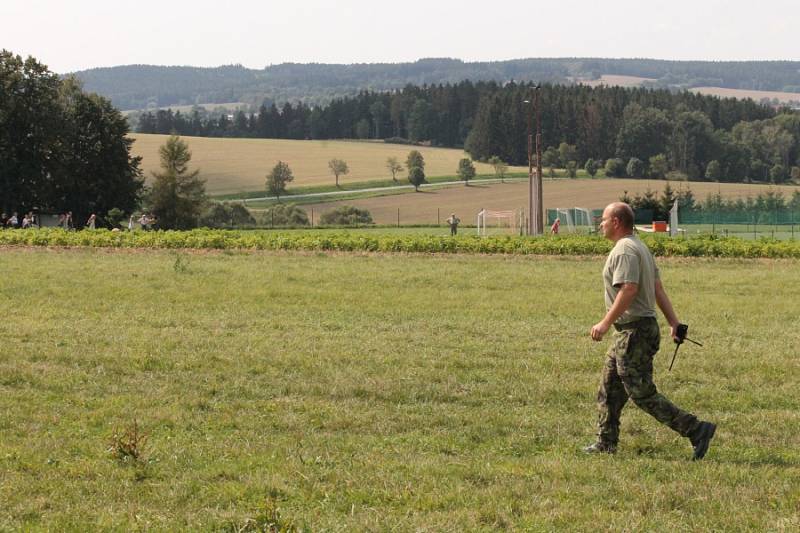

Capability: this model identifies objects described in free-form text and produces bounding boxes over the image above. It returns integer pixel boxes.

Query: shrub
[201,202,256,228]
[108,420,148,463]
[4,228,800,259]
[605,158,626,177]
[106,208,126,229]
[383,137,415,145]
[666,170,689,182]
[319,206,373,226]
[584,158,598,178]
[626,157,644,178]
[258,204,309,227]
[566,161,578,178]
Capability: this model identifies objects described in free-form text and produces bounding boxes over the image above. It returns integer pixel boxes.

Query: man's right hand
[669,321,681,343]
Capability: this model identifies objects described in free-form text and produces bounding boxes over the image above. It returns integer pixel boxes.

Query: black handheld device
[669,323,703,371]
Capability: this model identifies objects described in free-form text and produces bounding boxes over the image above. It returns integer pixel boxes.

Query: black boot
[690,421,717,460]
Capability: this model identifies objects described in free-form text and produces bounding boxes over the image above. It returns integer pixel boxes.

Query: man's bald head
[605,202,634,230]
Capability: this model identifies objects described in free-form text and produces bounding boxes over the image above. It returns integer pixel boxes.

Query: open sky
[3,0,799,73]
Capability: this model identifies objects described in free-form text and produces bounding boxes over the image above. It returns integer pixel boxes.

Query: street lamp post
[524,85,544,235]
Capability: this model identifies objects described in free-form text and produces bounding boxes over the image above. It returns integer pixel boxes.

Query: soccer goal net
[477,209,522,236]
[547,207,594,234]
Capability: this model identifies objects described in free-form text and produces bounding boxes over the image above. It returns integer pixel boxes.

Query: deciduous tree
[267,161,294,201]
[408,166,426,192]
[457,158,476,185]
[386,157,403,182]
[488,156,508,182]
[328,158,349,187]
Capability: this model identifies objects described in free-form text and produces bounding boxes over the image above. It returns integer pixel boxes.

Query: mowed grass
[129,134,520,195]
[1,248,798,530]
[296,178,800,225]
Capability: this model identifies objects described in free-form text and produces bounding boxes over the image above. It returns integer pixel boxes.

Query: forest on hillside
[75,58,800,111]
[137,81,800,184]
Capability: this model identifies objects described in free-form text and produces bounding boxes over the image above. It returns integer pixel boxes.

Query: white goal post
[549,207,594,233]
[477,209,523,236]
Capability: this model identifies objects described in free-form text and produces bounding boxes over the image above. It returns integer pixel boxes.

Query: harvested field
[299,178,800,225]
[690,87,800,104]
[129,134,516,194]
[580,74,655,87]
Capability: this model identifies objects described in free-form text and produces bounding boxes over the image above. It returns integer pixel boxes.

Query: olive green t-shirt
[603,234,660,324]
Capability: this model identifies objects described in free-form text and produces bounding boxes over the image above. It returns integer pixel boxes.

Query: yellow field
[298,178,800,225]
[579,77,800,105]
[689,87,800,104]
[130,134,518,194]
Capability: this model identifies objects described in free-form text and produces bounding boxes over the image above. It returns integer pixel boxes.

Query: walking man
[586,202,716,460]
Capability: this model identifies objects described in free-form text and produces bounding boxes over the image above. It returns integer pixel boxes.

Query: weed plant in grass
[0,249,798,530]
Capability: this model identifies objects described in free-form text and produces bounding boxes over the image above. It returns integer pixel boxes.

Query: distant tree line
[137,81,800,183]
[0,50,143,224]
[76,58,800,111]
[624,182,800,223]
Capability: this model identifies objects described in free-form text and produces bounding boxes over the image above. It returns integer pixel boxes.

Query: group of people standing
[55,212,96,230]
[2,211,38,229]
[1,211,99,230]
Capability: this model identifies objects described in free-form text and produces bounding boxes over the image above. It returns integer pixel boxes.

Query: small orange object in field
[652,221,667,232]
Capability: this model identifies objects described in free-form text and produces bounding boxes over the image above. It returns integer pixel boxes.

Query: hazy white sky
[3,0,798,73]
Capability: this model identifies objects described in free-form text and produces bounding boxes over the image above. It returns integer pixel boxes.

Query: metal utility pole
[526,95,534,235]
[525,85,544,235]
[534,85,543,234]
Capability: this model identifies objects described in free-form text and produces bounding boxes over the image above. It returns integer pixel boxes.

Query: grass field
[129,134,520,195]
[1,248,798,530]
[288,178,800,226]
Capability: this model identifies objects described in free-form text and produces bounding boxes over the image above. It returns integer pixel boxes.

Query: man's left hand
[591,321,610,342]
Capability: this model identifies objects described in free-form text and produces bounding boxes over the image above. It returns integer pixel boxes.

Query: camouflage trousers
[596,317,700,446]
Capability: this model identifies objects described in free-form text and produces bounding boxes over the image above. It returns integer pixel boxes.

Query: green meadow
[1,248,798,530]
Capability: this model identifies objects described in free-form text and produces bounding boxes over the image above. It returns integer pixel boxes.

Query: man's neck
[611,231,634,243]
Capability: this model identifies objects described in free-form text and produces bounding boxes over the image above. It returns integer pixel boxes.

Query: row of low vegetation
[200,203,372,228]
[3,229,800,258]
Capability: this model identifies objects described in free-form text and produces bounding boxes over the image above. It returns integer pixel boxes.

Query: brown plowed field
[300,179,800,225]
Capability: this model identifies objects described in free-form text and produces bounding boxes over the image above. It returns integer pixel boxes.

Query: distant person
[7,212,19,228]
[62,211,73,230]
[21,214,31,229]
[128,215,135,231]
[551,218,560,234]
[138,213,150,231]
[585,202,716,460]
[446,213,461,236]
[86,213,96,230]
